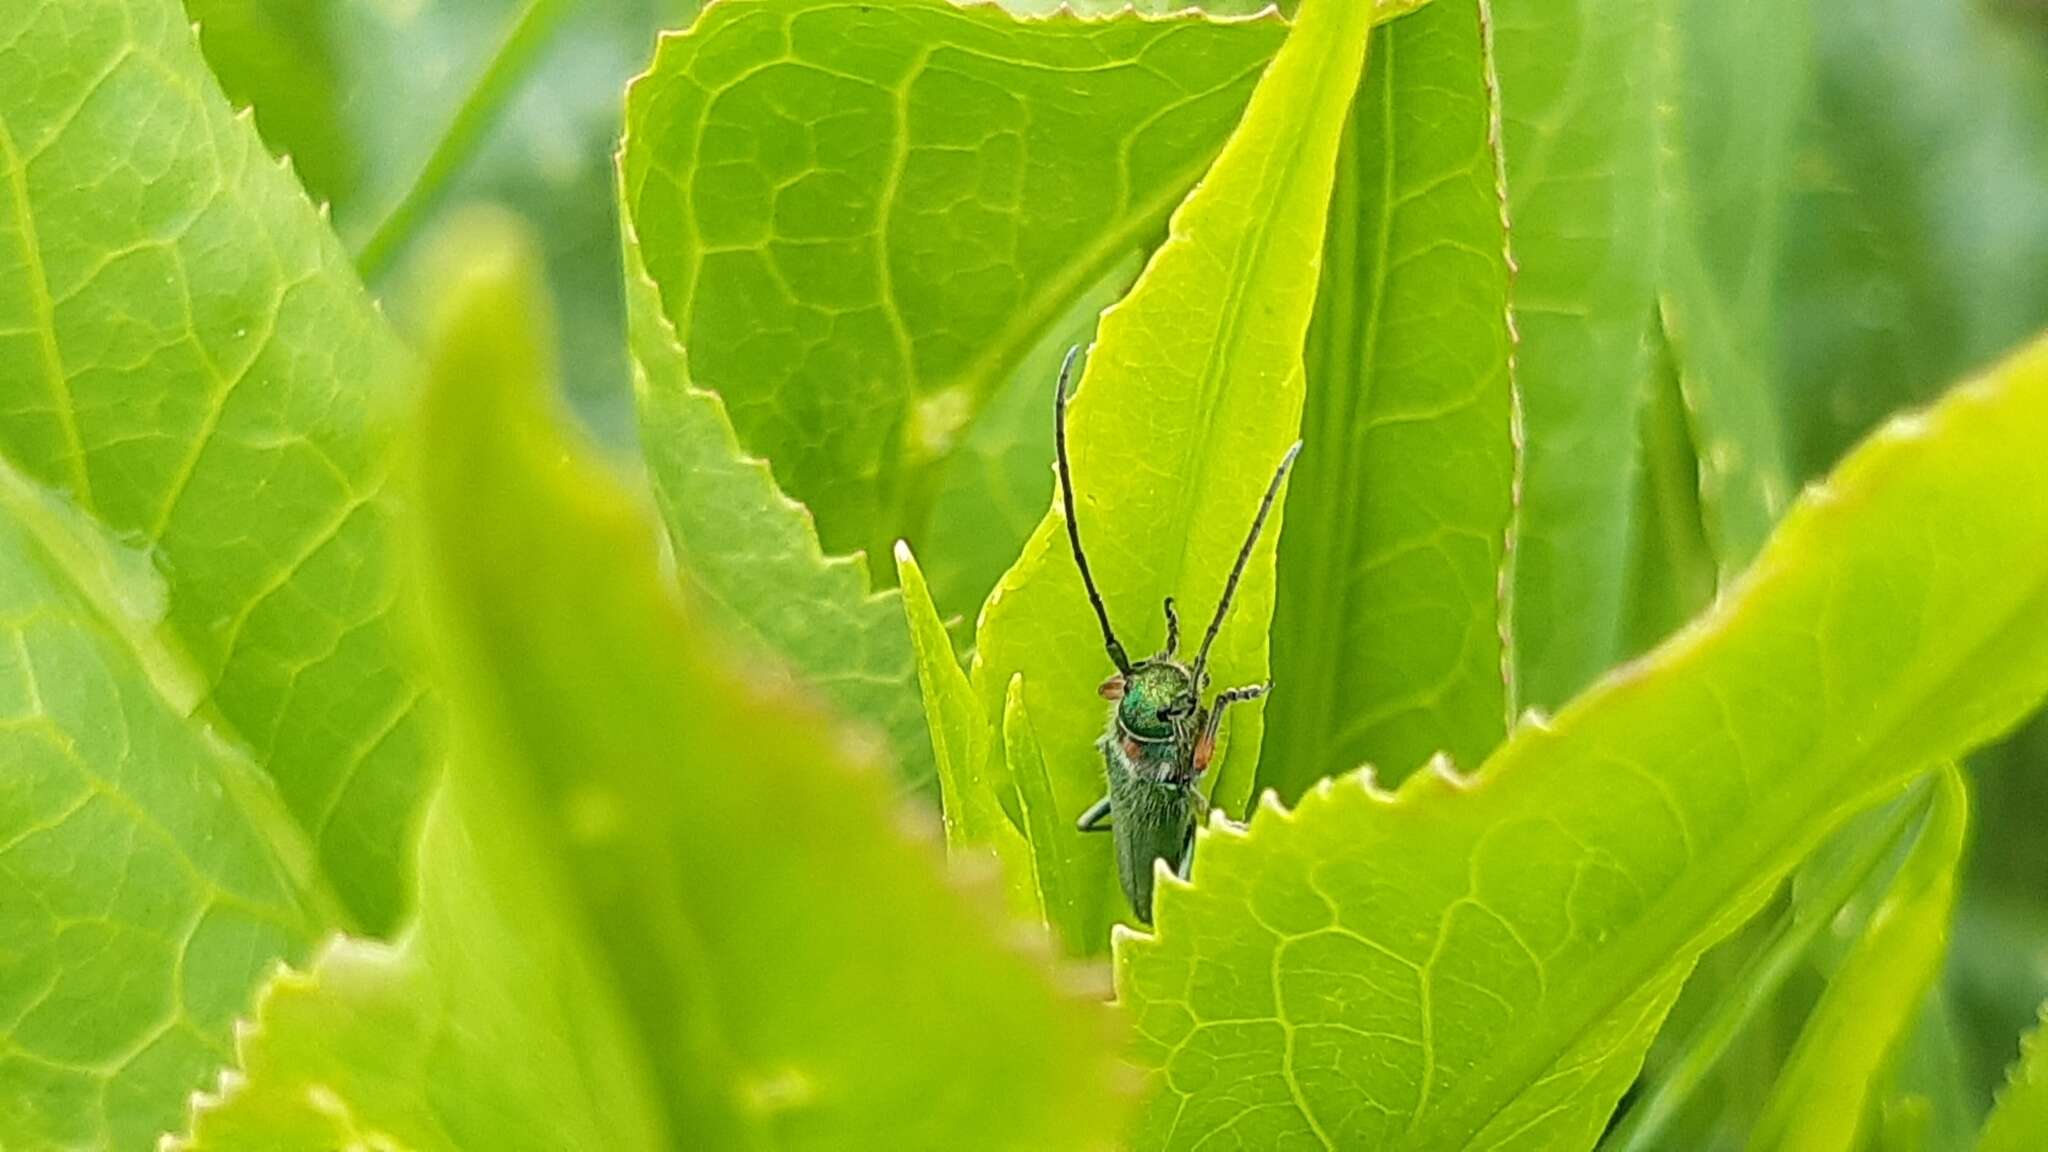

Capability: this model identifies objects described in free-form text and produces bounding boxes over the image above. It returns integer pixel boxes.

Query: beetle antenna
[1054,346,1132,676]
[1192,440,1303,687]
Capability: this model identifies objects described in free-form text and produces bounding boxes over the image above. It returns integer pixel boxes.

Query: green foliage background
[1,0,2046,1148]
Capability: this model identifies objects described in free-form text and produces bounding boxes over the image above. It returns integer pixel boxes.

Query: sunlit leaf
[0,0,436,929]
[896,542,1036,906]
[399,224,1125,1146]
[620,0,1287,570]
[0,465,333,1149]
[1119,336,2048,1149]
[971,0,1389,948]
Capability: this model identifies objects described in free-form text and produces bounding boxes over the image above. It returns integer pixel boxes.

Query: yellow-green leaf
[1747,767,1969,1152]
[1119,335,2048,1149]
[971,0,1387,948]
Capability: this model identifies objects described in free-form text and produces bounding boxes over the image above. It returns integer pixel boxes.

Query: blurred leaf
[1603,797,1925,1152]
[1979,1002,2048,1152]
[1749,767,1968,1152]
[407,223,1120,1147]
[1262,0,1517,798]
[1501,0,1807,708]
[1776,0,2048,483]
[0,0,435,928]
[174,776,668,1151]
[620,0,1287,570]
[624,214,935,790]
[1650,0,1805,572]
[190,0,697,443]
[971,0,1386,948]
[1118,336,2048,1150]
[0,466,332,1149]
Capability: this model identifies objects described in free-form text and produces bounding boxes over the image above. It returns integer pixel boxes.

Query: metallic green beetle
[1056,348,1301,924]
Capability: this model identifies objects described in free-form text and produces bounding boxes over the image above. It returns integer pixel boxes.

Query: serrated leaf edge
[1117,353,2035,957]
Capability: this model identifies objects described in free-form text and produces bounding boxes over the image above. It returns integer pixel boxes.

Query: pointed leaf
[1004,674,1095,954]
[1747,767,1968,1152]
[0,0,436,928]
[1500,0,1809,706]
[420,222,1124,1147]
[896,540,1037,917]
[972,0,1386,948]
[1119,335,2048,1150]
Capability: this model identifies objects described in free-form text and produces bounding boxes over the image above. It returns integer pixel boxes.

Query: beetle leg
[1076,794,1113,832]
[1192,682,1271,775]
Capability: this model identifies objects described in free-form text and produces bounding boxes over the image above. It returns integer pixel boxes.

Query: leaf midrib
[1404,569,2048,1147]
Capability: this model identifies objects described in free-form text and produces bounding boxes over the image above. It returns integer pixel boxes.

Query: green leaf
[1619,327,1718,658]
[1601,796,1923,1152]
[1117,335,2048,1150]
[417,221,1128,1147]
[1003,673,1095,955]
[1648,0,1805,573]
[0,0,436,929]
[623,223,936,791]
[1980,1003,2048,1152]
[0,462,331,1148]
[192,0,699,442]
[1263,0,1518,799]
[918,261,1138,627]
[1747,767,1969,1152]
[173,776,668,1151]
[1500,0,1808,707]
[1776,0,2048,482]
[896,542,1034,901]
[620,0,1287,571]
[186,0,357,207]
[971,0,1385,948]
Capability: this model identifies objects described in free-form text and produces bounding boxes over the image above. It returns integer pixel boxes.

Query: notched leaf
[1117,335,2048,1151]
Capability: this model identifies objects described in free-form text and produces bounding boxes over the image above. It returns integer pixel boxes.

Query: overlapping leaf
[619,0,1296,792]
[174,777,667,1151]
[1747,767,1967,1152]
[1119,336,2048,1149]
[964,0,1388,950]
[1264,0,1518,799]
[621,0,1287,569]
[195,222,1138,1139]
[1498,0,1808,709]
[623,241,936,790]
[0,0,435,928]
[0,464,333,1150]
